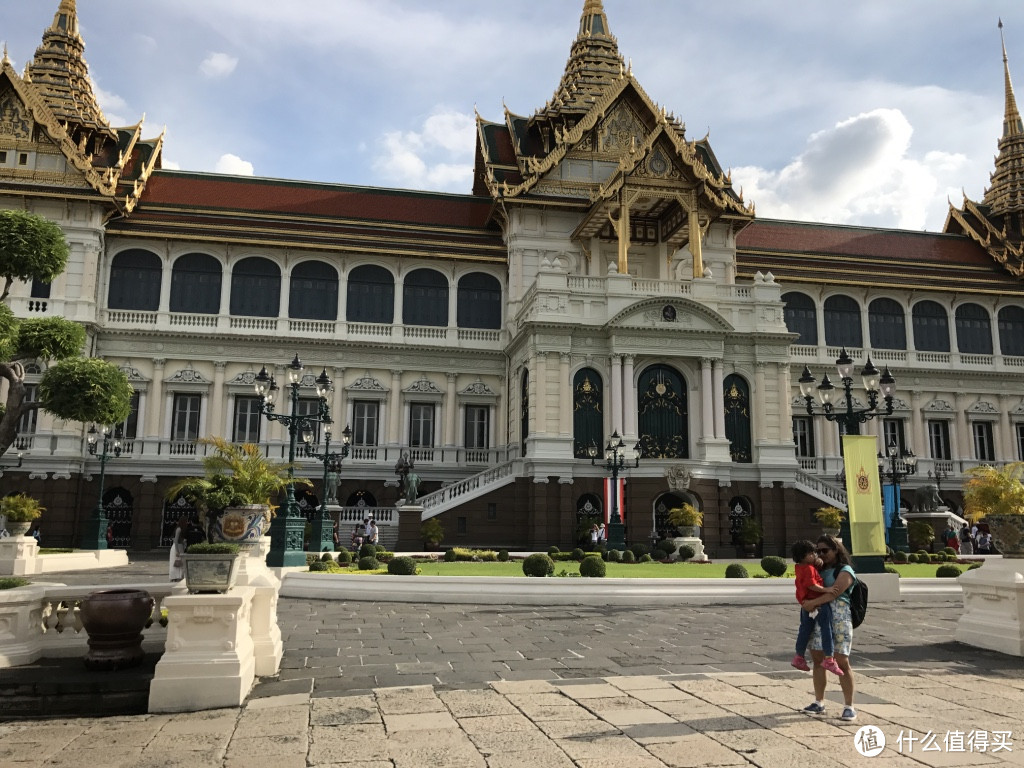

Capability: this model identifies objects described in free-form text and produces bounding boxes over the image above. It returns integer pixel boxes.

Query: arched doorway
[653,491,699,539]
[104,487,134,548]
[575,493,602,546]
[727,496,754,547]
[162,493,198,547]
[723,374,752,463]
[345,490,377,509]
[572,369,603,458]
[637,364,688,458]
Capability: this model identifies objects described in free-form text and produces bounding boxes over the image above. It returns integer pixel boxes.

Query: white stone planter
[182,553,240,594]
[0,583,46,666]
[671,536,708,562]
[956,559,1024,656]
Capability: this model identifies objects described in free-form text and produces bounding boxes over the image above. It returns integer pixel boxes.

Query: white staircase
[419,459,522,520]
[794,469,847,510]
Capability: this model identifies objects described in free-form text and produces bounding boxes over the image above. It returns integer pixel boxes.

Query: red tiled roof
[137,172,495,230]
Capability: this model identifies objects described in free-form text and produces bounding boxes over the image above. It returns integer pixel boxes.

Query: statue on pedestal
[324,463,339,504]
[394,452,421,505]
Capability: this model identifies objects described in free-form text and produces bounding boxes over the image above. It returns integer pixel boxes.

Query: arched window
[403,269,448,326]
[723,374,752,463]
[457,272,502,329]
[823,295,862,348]
[572,368,603,458]
[289,261,338,320]
[998,306,1024,356]
[230,257,280,317]
[782,292,817,345]
[955,303,993,355]
[912,301,950,352]
[108,249,161,310]
[868,298,906,350]
[347,265,394,324]
[170,253,221,314]
[637,364,688,459]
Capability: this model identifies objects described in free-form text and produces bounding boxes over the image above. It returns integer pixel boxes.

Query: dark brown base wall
[1,471,836,557]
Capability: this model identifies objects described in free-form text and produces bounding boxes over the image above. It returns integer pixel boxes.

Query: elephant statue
[911,483,944,513]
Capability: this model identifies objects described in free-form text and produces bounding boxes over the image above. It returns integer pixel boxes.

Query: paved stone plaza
[3,557,1023,766]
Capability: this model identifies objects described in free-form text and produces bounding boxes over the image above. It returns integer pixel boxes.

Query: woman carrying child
[791,539,844,677]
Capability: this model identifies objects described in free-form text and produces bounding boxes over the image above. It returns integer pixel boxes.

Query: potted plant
[0,494,44,537]
[667,503,703,538]
[182,541,242,593]
[165,437,308,547]
[738,517,761,557]
[420,518,444,551]
[963,461,1024,558]
[814,505,845,536]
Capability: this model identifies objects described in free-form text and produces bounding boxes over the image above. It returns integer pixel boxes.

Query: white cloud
[732,108,969,230]
[93,83,130,127]
[161,159,181,171]
[373,109,475,191]
[199,52,239,79]
[214,153,254,175]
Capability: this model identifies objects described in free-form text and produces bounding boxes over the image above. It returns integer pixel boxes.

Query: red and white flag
[603,476,626,525]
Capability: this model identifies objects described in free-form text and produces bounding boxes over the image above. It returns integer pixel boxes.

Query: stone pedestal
[310,504,340,553]
[0,536,40,576]
[0,583,46,667]
[235,537,283,677]
[148,587,256,713]
[955,558,1024,657]
[396,505,425,551]
[671,536,709,562]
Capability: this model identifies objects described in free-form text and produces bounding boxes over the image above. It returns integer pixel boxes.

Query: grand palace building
[2,0,1024,555]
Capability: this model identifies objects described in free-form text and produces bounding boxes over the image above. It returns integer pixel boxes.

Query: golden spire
[535,0,624,121]
[984,20,1024,216]
[25,0,111,133]
[1001,19,1023,138]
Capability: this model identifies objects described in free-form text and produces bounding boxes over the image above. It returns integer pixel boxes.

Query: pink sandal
[822,657,845,676]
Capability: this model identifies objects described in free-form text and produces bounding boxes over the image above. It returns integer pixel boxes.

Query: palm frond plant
[814,506,845,530]
[963,462,1024,520]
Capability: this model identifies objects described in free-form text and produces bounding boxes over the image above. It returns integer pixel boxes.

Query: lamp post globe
[78,424,124,550]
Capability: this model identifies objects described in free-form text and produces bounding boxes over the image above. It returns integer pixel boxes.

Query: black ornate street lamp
[254,356,332,567]
[928,467,949,498]
[799,349,896,573]
[877,439,917,553]
[304,422,352,553]
[588,430,639,551]
[79,424,122,550]
[798,348,896,435]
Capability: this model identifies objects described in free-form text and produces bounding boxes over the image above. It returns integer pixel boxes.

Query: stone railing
[420,459,521,519]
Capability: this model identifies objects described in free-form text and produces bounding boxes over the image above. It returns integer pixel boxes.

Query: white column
[447,279,458,330]
[159,259,173,313]
[394,276,405,326]
[278,268,291,320]
[1000,395,1015,460]
[955,393,971,459]
[754,362,767,442]
[610,354,623,433]
[211,362,226,440]
[219,259,232,316]
[712,359,727,439]
[622,355,637,441]
[816,299,827,350]
[535,352,548,436]
[336,270,348,324]
[445,373,457,447]
[910,390,926,455]
[331,367,346,431]
[860,306,871,354]
[700,358,714,440]
[148,359,165,438]
[388,370,403,445]
[778,363,793,440]
[559,353,571,437]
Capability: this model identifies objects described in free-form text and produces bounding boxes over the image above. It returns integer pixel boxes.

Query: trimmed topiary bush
[761,555,787,577]
[607,549,622,562]
[968,562,983,570]
[571,548,586,561]
[547,546,560,556]
[639,553,653,563]
[320,551,334,562]
[308,561,329,572]
[936,564,962,578]
[621,549,636,563]
[725,563,750,578]
[892,551,909,564]
[929,554,943,564]
[0,577,31,589]
[942,547,957,556]
[335,549,352,564]
[629,543,649,558]
[358,556,380,570]
[497,549,509,562]
[444,548,458,562]
[677,544,695,562]
[885,566,900,575]
[387,556,417,575]
[655,539,677,557]
[579,556,607,578]
[359,543,377,559]
[523,553,555,577]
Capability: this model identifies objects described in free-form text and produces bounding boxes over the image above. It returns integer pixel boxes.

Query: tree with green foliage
[0,210,132,455]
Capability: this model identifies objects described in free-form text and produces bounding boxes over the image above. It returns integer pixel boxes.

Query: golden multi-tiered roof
[0,0,162,213]
[945,21,1024,277]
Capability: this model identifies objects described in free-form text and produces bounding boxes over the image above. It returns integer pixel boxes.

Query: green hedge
[523,553,555,577]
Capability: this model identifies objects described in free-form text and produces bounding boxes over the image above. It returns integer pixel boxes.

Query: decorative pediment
[0,84,32,139]
[460,378,496,397]
[165,368,209,385]
[968,400,999,414]
[1011,400,1024,416]
[891,398,911,411]
[119,364,148,382]
[924,399,954,412]
[348,373,386,392]
[597,102,646,154]
[607,297,733,333]
[404,376,443,395]
[229,371,258,386]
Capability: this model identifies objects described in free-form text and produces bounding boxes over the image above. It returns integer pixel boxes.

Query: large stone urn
[209,505,271,549]
[79,589,155,670]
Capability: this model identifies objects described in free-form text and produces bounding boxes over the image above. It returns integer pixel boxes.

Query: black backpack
[849,578,868,628]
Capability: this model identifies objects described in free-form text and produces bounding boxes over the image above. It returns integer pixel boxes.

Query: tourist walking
[790,540,843,676]
[959,524,974,555]
[169,516,187,582]
[799,534,858,722]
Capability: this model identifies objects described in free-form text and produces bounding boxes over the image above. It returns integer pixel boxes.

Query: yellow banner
[842,435,887,555]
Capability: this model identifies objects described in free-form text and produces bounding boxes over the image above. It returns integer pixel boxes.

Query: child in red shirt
[792,540,843,676]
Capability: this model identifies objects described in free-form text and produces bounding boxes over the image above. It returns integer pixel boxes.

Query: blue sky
[4,0,1023,231]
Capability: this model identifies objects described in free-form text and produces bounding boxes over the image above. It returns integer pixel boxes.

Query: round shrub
[929,554,943,564]
[320,551,334,562]
[968,562,983,570]
[387,556,417,575]
[942,547,956,556]
[760,556,788,577]
[359,543,377,559]
[335,549,352,564]
[308,561,329,572]
[621,549,636,563]
[884,566,900,575]
[639,553,653,563]
[522,553,555,577]
[571,548,586,561]
[607,549,622,562]
[547,545,560,556]
[655,539,677,557]
[629,543,650,558]
[677,544,695,562]
[908,553,920,563]
[725,563,750,579]
[915,549,930,558]
[579,556,607,578]
[936,564,962,578]
[358,556,380,570]
[443,548,458,562]
[892,551,909,564]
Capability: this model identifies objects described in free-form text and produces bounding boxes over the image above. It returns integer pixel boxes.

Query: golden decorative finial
[1000,19,1022,138]
[2,43,8,65]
